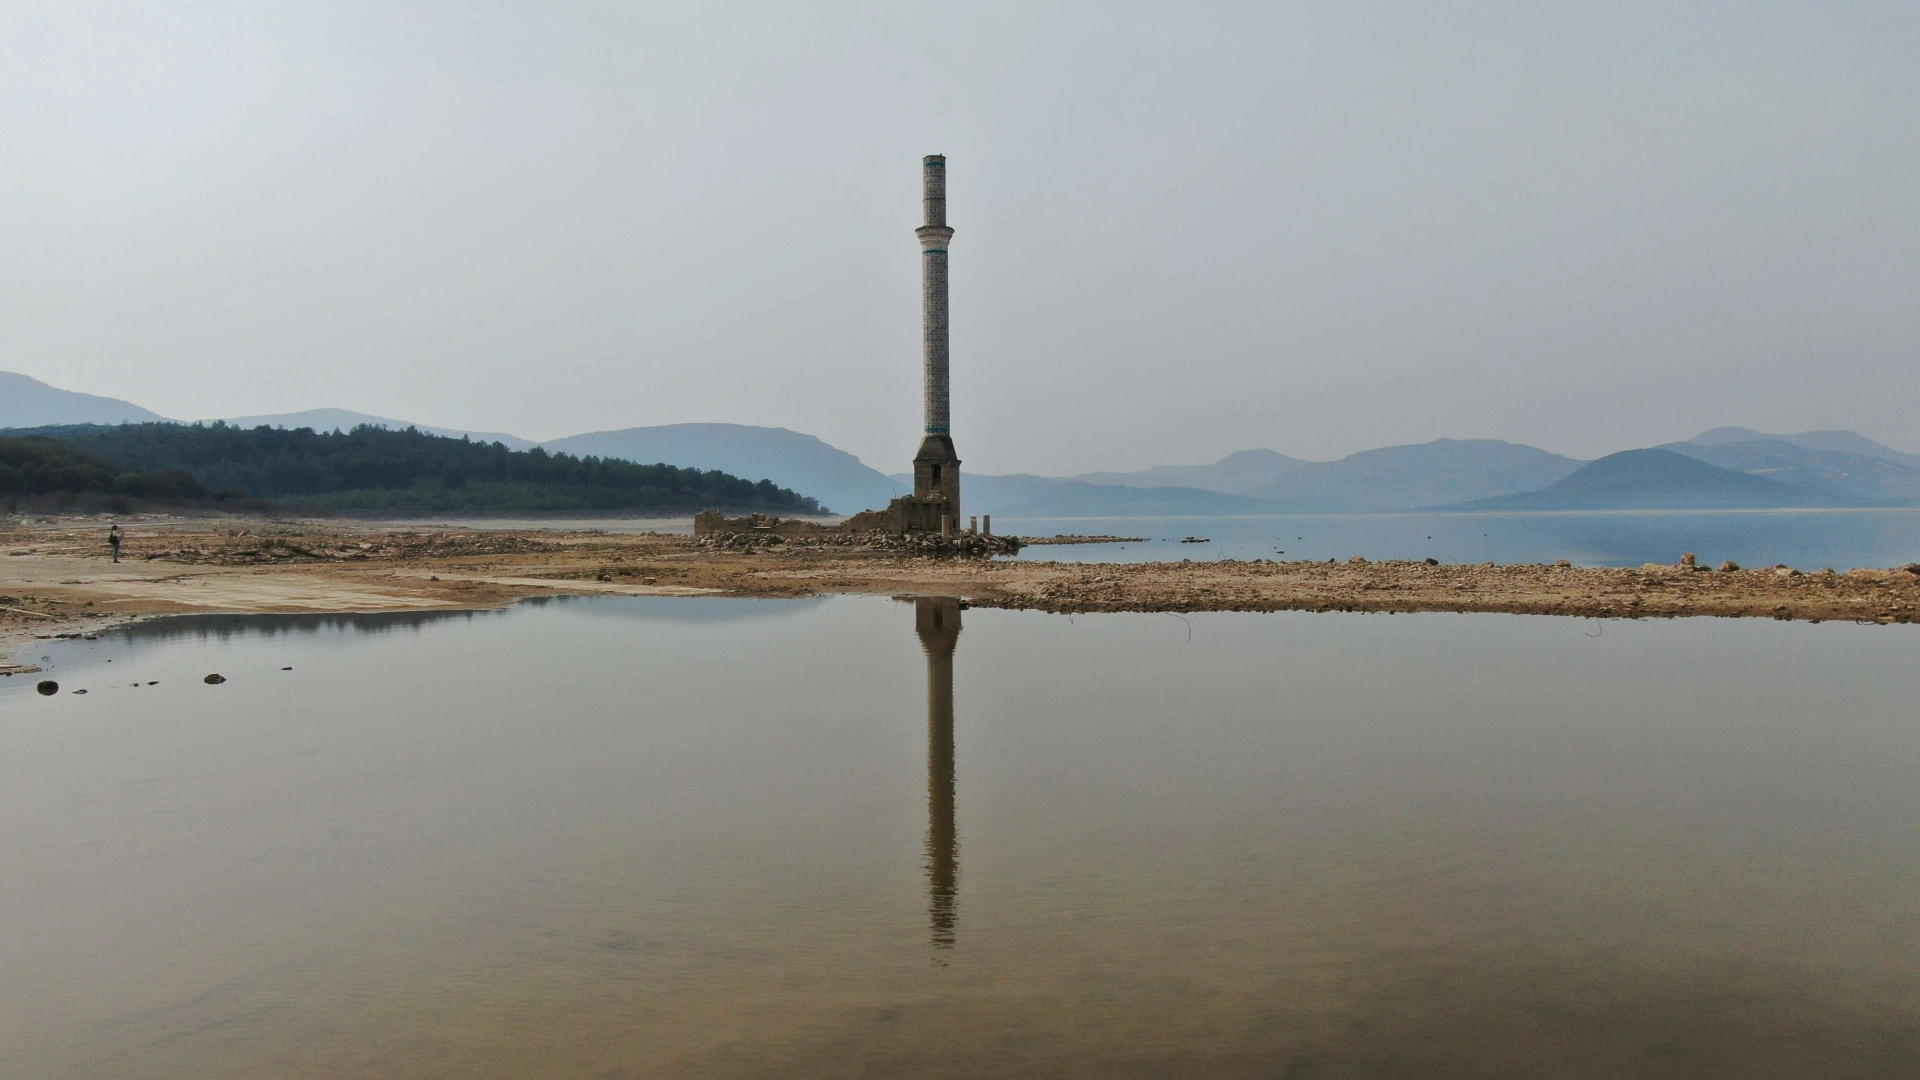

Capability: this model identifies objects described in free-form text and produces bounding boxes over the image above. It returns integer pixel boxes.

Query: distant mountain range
[1661,438,1920,505]
[1442,449,1843,511]
[1071,439,1585,511]
[1689,426,1920,469]
[6,369,1920,515]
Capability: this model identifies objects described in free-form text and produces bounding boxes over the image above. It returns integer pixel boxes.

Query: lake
[4,596,1919,1078]
[999,508,1920,568]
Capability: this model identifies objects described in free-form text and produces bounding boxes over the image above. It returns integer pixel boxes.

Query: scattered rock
[1720,560,1740,572]
[1679,553,1697,568]
[1901,564,1920,576]
[1554,560,1572,568]
[1025,535,1147,546]
[694,528,1021,557]
[203,673,226,685]
[37,680,57,695]
[1425,558,1440,566]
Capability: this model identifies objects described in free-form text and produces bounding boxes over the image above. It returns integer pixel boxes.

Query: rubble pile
[692,530,793,554]
[878,531,1023,556]
[691,529,1022,557]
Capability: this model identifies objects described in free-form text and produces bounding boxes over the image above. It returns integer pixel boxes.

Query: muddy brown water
[3,596,1918,1078]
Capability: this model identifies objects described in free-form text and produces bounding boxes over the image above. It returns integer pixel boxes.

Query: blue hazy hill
[1442,449,1838,511]
[542,424,901,516]
[1689,427,1920,469]
[1075,448,1313,495]
[1073,439,1585,511]
[1665,438,1920,505]
[0,371,167,428]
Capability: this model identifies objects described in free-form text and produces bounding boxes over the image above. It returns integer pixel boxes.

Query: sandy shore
[5,517,1918,669]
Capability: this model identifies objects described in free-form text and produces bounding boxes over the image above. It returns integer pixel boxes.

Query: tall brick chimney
[912,154,960,528]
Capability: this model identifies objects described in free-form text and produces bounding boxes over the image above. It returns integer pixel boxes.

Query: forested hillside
[13,424,823,514]
[1,436,209,505]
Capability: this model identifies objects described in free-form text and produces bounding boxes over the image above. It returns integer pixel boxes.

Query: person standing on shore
[108,523,122,563]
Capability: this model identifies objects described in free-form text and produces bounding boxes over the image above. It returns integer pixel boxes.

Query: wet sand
[5,517,1918,668]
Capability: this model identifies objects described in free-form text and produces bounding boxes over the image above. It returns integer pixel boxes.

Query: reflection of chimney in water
[915,597,961,955]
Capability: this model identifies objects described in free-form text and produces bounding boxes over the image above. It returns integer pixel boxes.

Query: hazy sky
[6,2,1917,473]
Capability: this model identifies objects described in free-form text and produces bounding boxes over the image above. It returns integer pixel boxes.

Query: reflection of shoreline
[916,597,960,956]
[108,608,499,645]
[534,594,830,625]
[104,594,834,646]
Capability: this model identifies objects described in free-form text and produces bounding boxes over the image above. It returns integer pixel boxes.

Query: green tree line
[0,435,210,500]
[6,423,825,514]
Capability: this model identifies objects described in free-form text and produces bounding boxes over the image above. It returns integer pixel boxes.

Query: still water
[4,596,1919,1078]
[1000,508,1920,568]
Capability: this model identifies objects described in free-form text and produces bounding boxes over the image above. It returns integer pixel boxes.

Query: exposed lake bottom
[3,597,1917,1078]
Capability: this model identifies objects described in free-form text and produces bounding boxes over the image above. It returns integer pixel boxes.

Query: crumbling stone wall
[692,511,839,538]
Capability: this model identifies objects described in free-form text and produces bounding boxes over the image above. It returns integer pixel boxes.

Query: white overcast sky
[5,2,1916,473]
